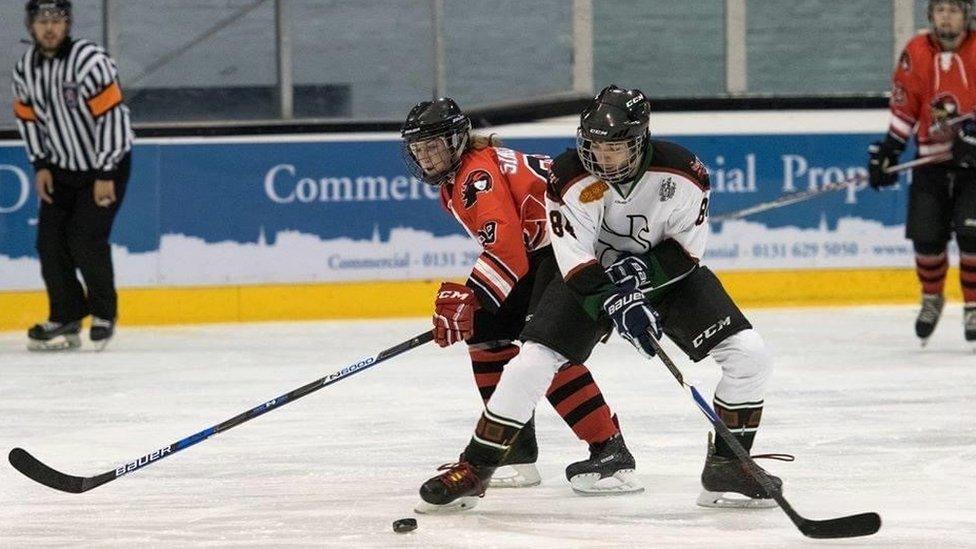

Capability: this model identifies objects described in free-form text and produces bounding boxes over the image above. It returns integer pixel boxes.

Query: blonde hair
[469,133,502,150]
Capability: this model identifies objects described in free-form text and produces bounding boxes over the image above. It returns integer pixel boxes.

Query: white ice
[1,305,974,548]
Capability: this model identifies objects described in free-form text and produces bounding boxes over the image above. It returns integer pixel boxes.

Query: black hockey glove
[953,119,976,168]
[867,136,904,190]
[603,289,662,358]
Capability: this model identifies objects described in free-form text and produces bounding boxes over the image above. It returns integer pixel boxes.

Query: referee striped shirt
[12,37,133,179]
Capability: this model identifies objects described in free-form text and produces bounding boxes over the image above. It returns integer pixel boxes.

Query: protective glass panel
[747,0,893,94]
[114,0,277,122]
[289,0,433,120]
[593,0,726,98]
[442,0,573,108]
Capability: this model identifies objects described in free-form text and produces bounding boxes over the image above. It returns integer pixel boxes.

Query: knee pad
[710,329,772,401]
[913,241,948,256]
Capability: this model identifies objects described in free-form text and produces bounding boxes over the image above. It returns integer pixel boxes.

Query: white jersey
[546,140,710,286]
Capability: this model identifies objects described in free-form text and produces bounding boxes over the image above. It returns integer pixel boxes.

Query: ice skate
[565,433,643,495]
[90,317,115,351]
[415,459,495,514]
[916,294,945,346]
[964,303,976,353]
[491,417,541,488]
[27,320,82,352]
[697,435,791,509]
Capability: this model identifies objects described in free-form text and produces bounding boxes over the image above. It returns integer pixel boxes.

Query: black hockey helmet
[400,97,472,186]
[25,0,72,26]
[577,85,651,185]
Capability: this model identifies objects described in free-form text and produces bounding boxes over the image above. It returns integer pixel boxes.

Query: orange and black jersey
[440,146,552,313]
[888,30,976,159]
[12,38,133,177]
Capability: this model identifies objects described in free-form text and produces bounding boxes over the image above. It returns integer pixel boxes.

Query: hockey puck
[392,517,417,533]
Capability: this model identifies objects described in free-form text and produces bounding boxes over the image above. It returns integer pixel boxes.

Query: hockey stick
[709,153,949,222]
[645,337,881,539]
[8,330,434,494]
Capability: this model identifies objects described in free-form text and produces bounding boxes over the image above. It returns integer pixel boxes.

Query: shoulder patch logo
[462,169,493,209]
[579,180,609,203]
[476,220,498,246]
[899,50,911,72]
[659,177,676,202]
[892,83,907,106]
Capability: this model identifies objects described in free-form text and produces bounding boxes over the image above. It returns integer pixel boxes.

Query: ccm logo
[438,290,469,300]
[693,316,731,348]
[115,446,173,477]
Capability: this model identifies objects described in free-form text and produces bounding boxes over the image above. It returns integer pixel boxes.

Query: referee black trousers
[36,154,130,324]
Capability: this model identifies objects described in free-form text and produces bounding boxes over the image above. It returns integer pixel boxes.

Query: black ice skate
[916,293,945,345]
[697,434,791,509]
[964,303,976,352]
[90,317,115,351]
[415,459,496,514]
[491,417,541,488]
[27,320,82,352]
[565,433,643,495]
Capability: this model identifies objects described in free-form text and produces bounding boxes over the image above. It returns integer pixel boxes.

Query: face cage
[576,130,647,185]
[401,127,469,186]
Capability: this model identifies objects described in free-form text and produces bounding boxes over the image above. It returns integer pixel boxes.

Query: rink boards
[0,110,964,329]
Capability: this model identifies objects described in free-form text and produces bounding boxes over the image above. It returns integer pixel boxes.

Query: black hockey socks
[713,398,763,459]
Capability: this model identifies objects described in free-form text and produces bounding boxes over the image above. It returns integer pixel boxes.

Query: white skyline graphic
[1,217,956,292]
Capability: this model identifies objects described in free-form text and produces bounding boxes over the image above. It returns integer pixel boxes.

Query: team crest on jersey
[659,177,676,202]
[477,220,498,246]
[62,82,79,109]
[899,51,911,72]
[579,180,609,203]
[462,170,493,208]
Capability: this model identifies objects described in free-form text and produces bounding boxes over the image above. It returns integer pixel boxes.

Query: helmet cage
[400,114,470,187]
[576,129,647,185]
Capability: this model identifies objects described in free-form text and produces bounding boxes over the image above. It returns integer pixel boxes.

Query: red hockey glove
[432,282,480,347]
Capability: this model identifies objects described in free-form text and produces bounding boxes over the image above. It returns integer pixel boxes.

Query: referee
[13,1,134,351]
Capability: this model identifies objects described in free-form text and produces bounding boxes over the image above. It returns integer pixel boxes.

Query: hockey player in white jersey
[416,86,787,512]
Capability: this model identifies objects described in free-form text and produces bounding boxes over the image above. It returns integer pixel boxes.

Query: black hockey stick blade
[9,448,90,494]
[798,512,882,539]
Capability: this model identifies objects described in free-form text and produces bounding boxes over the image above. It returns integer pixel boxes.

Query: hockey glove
[953,119,976,168]
[867,136,904,190]
[433,282,480,347]
[606,255,650,292]
[603,289,662,358]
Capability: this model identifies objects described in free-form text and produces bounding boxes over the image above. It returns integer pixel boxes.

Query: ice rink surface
[1,305,973,548]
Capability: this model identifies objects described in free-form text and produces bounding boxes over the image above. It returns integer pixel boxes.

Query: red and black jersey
[889,30,976,158]
[440,146,551,312]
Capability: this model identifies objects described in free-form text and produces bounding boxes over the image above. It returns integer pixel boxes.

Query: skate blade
[490,463,541,488]
[570,469,644,496]
[93,337,113,352]
[696,490,777,509]
[27,334,81,352]
[414,496,480,514]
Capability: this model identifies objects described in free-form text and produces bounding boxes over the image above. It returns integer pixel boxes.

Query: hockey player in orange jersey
[869,0,976,346]
[400,98,642,509]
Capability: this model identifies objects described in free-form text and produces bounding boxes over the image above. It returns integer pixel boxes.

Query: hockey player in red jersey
[400,97,642,505]
[413,87,790,513]
[869,0,976,346]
